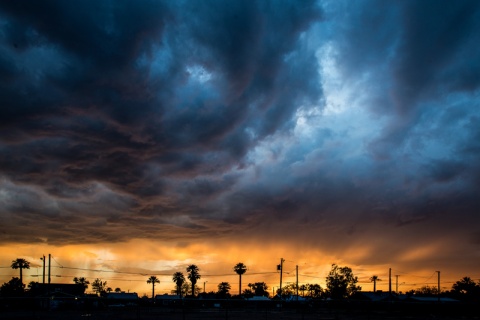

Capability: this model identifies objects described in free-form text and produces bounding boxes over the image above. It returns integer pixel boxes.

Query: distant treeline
[3,258,480,303]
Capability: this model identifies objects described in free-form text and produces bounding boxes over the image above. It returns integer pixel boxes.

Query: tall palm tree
[370,275,381,293]
[147,275,160,299]
[11,258,30,284]
[233,262,247,296]
[172,272,186,297]
[186,264,201,297]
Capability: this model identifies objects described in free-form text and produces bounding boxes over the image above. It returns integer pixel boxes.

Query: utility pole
[278,258,284,297]
[389,268,392,296]
[395,275,399,294]
[40,255,45,284]
[436,271,440,302]
[48,254,51,285]
[296,265,299,301]
[48,254,51,309]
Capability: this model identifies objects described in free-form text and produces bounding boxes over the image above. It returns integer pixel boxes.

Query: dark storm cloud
[0,0,323,244]
[393,0,480,110]
[369,0,480,159]
[214,0,480,255]
[1,0,480,275]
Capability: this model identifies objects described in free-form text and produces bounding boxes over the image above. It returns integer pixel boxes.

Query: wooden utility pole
[437,271,441,302]
[296,265,299,301]
[41,255,45,284]
[389,268,392,295]
[279,258,284,297]
[48,254,51,285]
[48,254,51,309]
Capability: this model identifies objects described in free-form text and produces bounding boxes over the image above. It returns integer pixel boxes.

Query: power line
[52,266,153,276]
[391,269,436,279]
[48,265,278,278]
[51,256,63,268]
[298,273,323,279]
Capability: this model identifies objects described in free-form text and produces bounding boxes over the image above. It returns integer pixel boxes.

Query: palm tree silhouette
[186,264,201,297]
[233,262,247,296]
[370,275,381,293]
[172,272,185,297]
[11,258,30,284]
[147,276,160,299]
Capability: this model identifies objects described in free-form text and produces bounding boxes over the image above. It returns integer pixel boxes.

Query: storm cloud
[1,0,480,277]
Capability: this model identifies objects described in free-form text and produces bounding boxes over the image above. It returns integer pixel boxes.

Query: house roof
[357,292,394,302]
[29,283,85,297]
[106,292,139,300]
[155,294,181,300]
[408,296,459,303]
[247,296,270,301]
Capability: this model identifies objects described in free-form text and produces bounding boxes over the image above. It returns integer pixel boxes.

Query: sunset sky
[1,0,480,297]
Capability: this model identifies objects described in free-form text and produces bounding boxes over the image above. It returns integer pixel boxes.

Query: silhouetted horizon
[1,0,479,299]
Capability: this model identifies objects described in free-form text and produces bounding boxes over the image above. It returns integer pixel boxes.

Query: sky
[1,0,480,296]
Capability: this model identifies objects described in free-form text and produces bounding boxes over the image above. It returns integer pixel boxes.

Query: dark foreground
[1,301,479,320]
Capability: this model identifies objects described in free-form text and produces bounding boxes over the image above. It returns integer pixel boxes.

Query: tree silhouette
[451,276,480,301]
[279,283,298,297]
[186,265,201,297]
[369,275,381,293]
[11,258,30,284]
[182,282,197,297]
[115,287,121,293]
[412,285,438,296]
[452,277,478,293]
[92,278,107,295]
[172,272,186,297]
[73,277,90,290]
[326,264,361,299]
[0,277,25,297]
[307,283,323,298]
[242,288,254,298]
[28,281,37,290]
[217,282,231,298]
[247,282,269,297]
[147,276,160,299]
[233,262,247,296]
[299,284,307,297]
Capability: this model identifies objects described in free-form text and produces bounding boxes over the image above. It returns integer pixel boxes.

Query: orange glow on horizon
[0,239,476,297]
